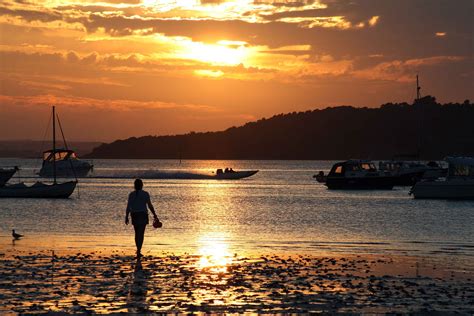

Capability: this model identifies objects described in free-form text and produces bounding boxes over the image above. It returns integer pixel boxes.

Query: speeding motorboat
[214,168,258,180]
[410,157,474,199]
[379,160,446,186]
[0,166,18,186]
[320,160,396,190]
[39,149,93,178]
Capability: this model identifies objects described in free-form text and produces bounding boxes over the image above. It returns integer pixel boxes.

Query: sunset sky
[0,0,472,141]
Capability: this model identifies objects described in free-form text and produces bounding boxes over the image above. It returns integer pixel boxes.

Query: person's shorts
[131,212,149,226]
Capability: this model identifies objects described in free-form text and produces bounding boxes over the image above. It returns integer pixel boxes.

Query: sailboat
[0,107,77,198]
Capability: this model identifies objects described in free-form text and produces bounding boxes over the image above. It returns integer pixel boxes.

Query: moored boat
[39,149,93,178]
[410,157,474,199]
[0,106,77,199]
[0,166,18,186]
[379,160,446,186]
[320,160,396,190]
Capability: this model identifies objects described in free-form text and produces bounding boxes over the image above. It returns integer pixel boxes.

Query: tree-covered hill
[86,96,474,160]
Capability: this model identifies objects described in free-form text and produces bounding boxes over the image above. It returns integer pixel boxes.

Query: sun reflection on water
[197,233,232,273]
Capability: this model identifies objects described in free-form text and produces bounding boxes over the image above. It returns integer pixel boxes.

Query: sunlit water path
[1,159,473,265]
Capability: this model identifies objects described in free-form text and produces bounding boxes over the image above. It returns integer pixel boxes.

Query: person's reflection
[127,258,149,313]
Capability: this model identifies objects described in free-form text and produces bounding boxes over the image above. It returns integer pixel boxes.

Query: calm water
[1,159,473,262]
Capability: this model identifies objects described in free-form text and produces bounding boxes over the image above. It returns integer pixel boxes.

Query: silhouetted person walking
[125,179,158,258]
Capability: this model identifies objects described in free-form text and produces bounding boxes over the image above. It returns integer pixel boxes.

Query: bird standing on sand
[12,229,23,239]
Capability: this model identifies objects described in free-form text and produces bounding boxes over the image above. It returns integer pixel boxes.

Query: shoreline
[1,250,473,314]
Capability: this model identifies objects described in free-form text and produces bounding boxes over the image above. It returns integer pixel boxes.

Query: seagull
[12,229,23,239]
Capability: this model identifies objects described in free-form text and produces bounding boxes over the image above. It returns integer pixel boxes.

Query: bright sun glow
[178,40,249,66]
[197,233,232,272]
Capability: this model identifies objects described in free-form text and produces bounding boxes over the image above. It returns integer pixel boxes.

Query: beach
[0,248,473,314]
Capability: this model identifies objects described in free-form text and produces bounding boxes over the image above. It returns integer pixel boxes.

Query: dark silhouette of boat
[0,106,77,199]
[214,168,258,179]
[0,181,76,198]
[378,160,447,186]
[320,160,396,190]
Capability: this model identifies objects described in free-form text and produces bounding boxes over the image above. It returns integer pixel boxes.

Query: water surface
[1,159,473,264]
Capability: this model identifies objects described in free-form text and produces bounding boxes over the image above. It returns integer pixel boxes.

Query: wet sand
[0,250,473,314]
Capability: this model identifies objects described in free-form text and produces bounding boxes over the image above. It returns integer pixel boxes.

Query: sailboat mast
[52,106,57,184]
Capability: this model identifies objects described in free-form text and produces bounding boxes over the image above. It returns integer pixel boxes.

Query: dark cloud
[0,6,62,23]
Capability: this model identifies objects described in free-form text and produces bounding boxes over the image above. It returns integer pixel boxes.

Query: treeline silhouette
[86,96,474,160]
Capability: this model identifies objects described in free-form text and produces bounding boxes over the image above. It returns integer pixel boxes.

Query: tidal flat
[0,250,472,314]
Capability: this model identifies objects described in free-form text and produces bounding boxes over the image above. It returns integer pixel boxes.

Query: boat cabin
[329,160,378,177]
[42,149,78,164]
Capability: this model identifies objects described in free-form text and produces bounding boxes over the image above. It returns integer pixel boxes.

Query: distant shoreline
[84,97,474,160]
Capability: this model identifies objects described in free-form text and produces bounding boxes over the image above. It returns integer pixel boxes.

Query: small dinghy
[0,106,77,199]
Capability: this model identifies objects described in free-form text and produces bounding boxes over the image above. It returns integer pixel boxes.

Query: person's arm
[147,194,158,219]
[125,194,131,225]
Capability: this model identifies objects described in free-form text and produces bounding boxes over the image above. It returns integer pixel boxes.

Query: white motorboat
[39,149,93,178]
[410,157,474,199]
[0,166,18,186]
[0,106,77,199]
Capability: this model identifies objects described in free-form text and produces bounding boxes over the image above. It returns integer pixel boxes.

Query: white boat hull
[411,179,474,199]
[0,181,77,198]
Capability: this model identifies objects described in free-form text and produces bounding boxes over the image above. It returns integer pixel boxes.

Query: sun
[179,40,249,66]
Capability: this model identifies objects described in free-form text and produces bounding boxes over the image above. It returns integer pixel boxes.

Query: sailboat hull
[0,168,17,186]
[0,181,77,198]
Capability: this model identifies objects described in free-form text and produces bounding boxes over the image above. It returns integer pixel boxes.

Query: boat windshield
[44,151,74,162]
[333,165,343,174]
[360,163,377,171]
[449,164,474,177]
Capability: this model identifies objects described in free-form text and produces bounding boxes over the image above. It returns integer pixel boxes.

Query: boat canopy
[43,149,77,162]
